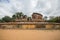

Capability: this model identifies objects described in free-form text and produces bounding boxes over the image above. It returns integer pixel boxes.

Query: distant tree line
[44,16,60,23]
[0,12,60,23]
[47,16,60,23]
[0,12,25,22]
[0,12,32,22]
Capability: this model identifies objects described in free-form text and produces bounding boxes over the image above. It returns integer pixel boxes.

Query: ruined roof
[32,13,43,16]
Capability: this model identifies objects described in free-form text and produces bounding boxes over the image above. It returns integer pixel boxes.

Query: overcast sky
[0,0,60,18]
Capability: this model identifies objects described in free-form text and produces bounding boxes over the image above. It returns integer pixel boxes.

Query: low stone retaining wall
[0,22,60,29]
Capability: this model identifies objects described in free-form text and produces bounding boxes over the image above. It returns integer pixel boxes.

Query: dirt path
[0,29,60,40]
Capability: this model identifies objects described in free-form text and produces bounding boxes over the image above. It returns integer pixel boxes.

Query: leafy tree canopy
[2,16,12,22]
[47,16,60,23]
[12,12,24,19]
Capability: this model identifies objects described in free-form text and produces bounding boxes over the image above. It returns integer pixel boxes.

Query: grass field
[0,29,60,40]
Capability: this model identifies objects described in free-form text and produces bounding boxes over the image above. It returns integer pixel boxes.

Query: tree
[0,19,4,22]
[23,15,27,19]
[12,14,16,19]
[2,16,12,22]
[12,12,24,19]
[54,17,60,23]
[27,17,32,21]
[44,16,48,22]
[47,16,60,23]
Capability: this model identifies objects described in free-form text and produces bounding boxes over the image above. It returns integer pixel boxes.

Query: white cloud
[0,0,60,18]
[0,3,12,16]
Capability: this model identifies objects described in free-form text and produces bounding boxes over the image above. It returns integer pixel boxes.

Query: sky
[0,0,60,18]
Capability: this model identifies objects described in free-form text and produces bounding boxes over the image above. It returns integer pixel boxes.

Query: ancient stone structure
[32,13,44,22]
[0,13,60,29]
[14,13,44,22]
[0,22,60,29]
[32,13,43,19]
